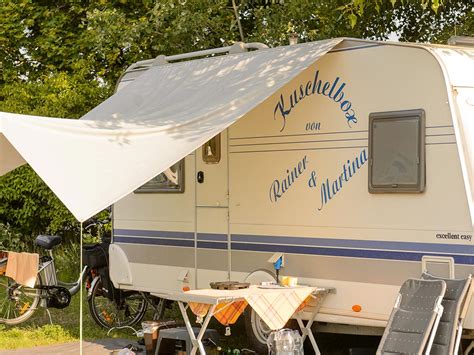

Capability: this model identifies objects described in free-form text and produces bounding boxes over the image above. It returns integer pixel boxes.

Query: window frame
[368,109,426,193]
[134,159,185,193]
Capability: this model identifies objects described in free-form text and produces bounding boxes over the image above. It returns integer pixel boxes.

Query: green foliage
[340,0,450,27]
[241,0,363,47]
[0,165,78,242]
[359,1,473,42]
[53,241,80,282]
[0,223,28,251]
[0,72,107,119]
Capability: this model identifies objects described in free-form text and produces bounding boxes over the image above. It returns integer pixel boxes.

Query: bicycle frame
[38,251,57,286]
[37,250,87,300]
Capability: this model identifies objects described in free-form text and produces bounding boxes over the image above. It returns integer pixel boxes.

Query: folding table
[152,285,335,355]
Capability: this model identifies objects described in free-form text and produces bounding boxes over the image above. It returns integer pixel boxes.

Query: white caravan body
[109,39,474,334]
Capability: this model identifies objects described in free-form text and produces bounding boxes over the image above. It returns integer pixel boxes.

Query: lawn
[0,286,137,350]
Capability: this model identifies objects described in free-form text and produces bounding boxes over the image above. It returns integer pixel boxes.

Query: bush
[0,165,79,244]
[0,223,29,252]
[54,241,81,282]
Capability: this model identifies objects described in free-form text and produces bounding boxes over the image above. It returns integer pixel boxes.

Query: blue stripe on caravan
[114,236,194,248]
[114,237,227,251]
[114,229,227,242]
[197,241,228,250]
[231,234,471,255]
[231,242,474,265]
[114,229,194,240]
[197,233,228,242]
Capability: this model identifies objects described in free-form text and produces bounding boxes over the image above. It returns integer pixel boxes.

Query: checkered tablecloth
[186,285,315,330]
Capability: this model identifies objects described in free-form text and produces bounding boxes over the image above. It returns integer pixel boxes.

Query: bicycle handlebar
[83,218,111,231]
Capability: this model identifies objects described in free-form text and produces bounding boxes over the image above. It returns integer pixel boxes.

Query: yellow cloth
[188,302,211,318]
[189,300,248,326]
[5,251,39,288]
[214,300,248,326]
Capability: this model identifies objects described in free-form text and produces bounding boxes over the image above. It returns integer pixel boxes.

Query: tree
[359,0,473,43]
[0,0,240,241]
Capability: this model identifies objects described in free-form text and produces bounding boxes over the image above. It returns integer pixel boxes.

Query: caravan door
[195,130,229,288]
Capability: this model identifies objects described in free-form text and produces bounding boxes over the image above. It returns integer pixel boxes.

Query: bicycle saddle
[35,235,62,249]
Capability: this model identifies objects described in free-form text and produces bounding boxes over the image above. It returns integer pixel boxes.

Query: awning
[453,88,474,224]
[0,39,342,221]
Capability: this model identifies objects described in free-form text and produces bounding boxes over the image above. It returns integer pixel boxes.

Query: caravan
[108,38,474,349]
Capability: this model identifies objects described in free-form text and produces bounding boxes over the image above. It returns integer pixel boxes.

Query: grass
[0,283,139,350]
[0,324,75,349]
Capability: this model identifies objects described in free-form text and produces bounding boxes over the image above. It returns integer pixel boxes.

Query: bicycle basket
[82,243,108,269]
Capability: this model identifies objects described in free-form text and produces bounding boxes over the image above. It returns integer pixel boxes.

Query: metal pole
[194,154,198,289]
[226,131,231,281]
[79,221,83,355]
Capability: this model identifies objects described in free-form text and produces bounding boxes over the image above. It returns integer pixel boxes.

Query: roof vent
[447,36,474,47]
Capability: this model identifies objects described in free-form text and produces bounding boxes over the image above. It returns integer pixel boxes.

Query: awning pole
[194,155,198,289]
[80,221,83,355]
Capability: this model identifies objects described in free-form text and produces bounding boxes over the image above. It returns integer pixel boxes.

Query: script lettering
[269,156,308,202]
[273,70,358,131]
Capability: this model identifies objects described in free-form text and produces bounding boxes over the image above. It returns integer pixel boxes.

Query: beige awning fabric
[0,39,342,221]
[453,88,474,224]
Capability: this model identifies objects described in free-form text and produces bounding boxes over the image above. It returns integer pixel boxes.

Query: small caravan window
[369,109,425,193]
[135,160,185,193]
[202,134,221,163]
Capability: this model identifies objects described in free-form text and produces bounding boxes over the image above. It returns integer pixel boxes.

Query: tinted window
[369,110,425,193]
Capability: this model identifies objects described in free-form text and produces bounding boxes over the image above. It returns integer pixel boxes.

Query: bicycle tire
[87,276,147,329]
[0,272,42,325]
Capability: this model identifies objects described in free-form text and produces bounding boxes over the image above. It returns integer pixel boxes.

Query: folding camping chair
[376,278,446,355]
[421,272,472,355]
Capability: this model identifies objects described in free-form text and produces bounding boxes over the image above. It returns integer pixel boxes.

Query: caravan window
[135,160,185,193]
[202,134,221,163]
[368,109,425,193]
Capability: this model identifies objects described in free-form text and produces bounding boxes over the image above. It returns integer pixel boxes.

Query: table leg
[177,301,216,355]
[295,312,321,355]
[195,305,216,354]
[178,302,198,354]
[295,295,325,355]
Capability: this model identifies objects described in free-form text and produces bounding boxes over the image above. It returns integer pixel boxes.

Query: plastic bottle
[267,329,303,355]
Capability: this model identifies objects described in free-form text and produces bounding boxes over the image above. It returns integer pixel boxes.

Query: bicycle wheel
[0,273,41,325]
[88,276,147,329]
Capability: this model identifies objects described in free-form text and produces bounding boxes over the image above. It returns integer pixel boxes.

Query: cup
[281,276,298,287]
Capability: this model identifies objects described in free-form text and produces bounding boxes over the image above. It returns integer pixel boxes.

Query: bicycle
[82,219,166,330]
[0,219,165,328]
[0,234,86,325]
